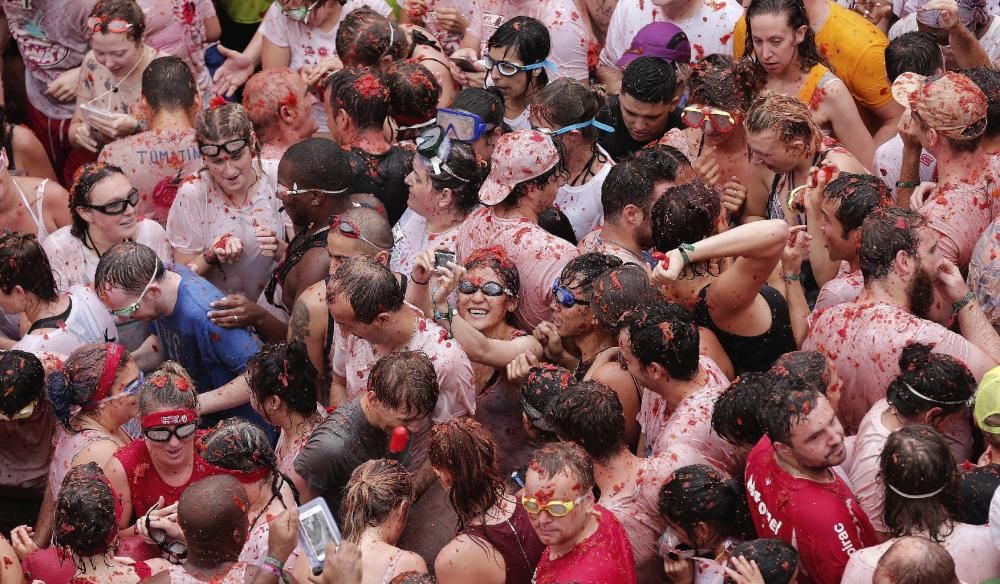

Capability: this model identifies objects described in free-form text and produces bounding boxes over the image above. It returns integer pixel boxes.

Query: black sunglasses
[142,421,198,443]
[198,137,250,158]
[81,187,139,215]
[457,280,512,297]
[144,502,188,563]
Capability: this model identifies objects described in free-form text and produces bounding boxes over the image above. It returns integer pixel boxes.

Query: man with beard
[745,387,878,584]
[804,207,1000,434]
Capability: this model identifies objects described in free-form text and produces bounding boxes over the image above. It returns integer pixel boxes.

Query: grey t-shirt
[293,398,388,520]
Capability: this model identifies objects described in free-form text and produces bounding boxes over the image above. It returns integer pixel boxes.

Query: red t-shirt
[533,506,638,584]
[744,437,877,584]
[114,433,219,517]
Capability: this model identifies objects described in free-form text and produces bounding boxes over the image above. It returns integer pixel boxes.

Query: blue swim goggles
[536,118,615,136]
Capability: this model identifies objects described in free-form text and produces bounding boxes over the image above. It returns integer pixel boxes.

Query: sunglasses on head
[87,16,133,34]
[142,421,198,442]
[0,399,36,422]
[521,494,587,517]
[278,182,348,197]
[457,280,512,297]
[330,215,391,250]
[80,187,139,216]
[681,105,736,133]
[484,55,549,77]
[198,137,250,158]
[552,278,590,308]
[110,266,157,317]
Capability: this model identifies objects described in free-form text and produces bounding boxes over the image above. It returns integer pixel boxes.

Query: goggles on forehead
[278,182,349,197]
[415,127,470,182]
[536,118,615,136]
[484,55,558,77]
[681,105,736,133]
[437,108,494,142]
[552,278,590,308]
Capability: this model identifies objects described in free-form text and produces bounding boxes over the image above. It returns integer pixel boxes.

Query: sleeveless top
[693,284,795,374]
[168,562,251,583]
[48,427,124,502]
[463,504,545,584]
[475,330,537,474]
[798,63,836,110]
[15,177,50,242]
[766,142,834,222]
[262,226,330,316]
[114,434,219,517]
[381,549,405,584]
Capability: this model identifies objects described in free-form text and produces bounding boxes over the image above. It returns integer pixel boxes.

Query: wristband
[678,243,695,265]
[952,291,975,313]
[263,556,285,570]
[783,273,801,282]
[433,304,454,322]
[259,561,289,583]
[410,273,430,286]
[895,181,920,189]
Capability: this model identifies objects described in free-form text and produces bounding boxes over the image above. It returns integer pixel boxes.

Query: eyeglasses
[87,16,133,34]
[437,108,493,142]
[0,399,36,422]
[277,182,348,197]
[552,278,590,308]
[658,528,697,562]
[80,187,139,215]
[457,280,512,297]
[110,268,157,317]
[142,421,198,442]
[330,215,391,250]
[521,494,587,517]
[198,137,250,158]
[484,55,550,77]
[681,105,737,133]
[281,0,320,23]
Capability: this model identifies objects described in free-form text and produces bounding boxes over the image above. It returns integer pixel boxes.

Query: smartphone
[80,103,116,122]
[450,56,481,72]
[297,498,343,574]
[434,250,457,269]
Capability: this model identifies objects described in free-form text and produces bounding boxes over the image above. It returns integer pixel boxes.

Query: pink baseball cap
[892,72,987,141]
[479,129,561,206]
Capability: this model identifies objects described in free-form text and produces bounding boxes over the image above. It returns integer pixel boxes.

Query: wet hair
[487,16,551,89]
[336,7,396,67]
[0,349,45,417]
[142,56,197,113]
[243,68,305,139]
[621,302,700,380]
[326,256,404,324]
[880,425,961,542]
[961,67,1000,139]
[601,157,657,220]
[0,231,57,301]
[761,388,823,446]
[538,207,577,244]
[95,241,164,296]
[389,573,437,584]
[465,246,520,297]
[859,207,926,281]
[559,253,624,300]
[886,32,943,82]
[822,173,890,240]
[244,341,317,418]
[326,67,390,130]
[744,92,822,153]
[532,78,608,141]
[651,180,721,253]
[728,539,799,584]
[47,343,132,430]
[68,163,128,238]
[632,143,694,185]
[137,361,199,416]
[711,371,778,447]
[178,475,249,555]
[419,139,488,214]
[450,88,506,130]
[659,464,756,547]
[501,136,566,209]
[886,342,975,420]
[744,0,825,90]
[592,265,661,333]
[279,137,353,193]
[688,55,752,114]
[528,442,594,493]
[337,205,395,251]
[54,462,118,563]
[959,464,1000,525]
[874,536,961,584]
[341,459,414,541]
[622,56,677,105]
[386,62,441,127]
[89,0,145,43]
[196,102,255,147]
[368,351,439,418]
[521,365,575,440]
[548,381,627,463]
[770,350,831,395]
[429,417,504,531]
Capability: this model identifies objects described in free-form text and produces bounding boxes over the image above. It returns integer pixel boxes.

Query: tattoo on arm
[289,299,311,344]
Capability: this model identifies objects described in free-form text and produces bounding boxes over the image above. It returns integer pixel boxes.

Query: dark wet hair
[728,539,799,584]
[369,351,439,418]
[532,78,608,141]
[341,459,414,541]
[521,365,574,440]
[138,361,199,416]
[0,350,45,418]
[559,253,624,300]
[89,0,145,43]
[336,7,396,67]
[886,32,943,82]
[464,246,520,300]
[502,137,566,209]
[450,87,506,129]
[538,207,577,244]
[528,442,594,492]
[770,350,831,395]
[429,417,504,531]
[94,241,165,295]
[592,265,661,333]
[959,464,1000,525]
[142,55,196,112]
[245,341,317,418]
[178,475,249,555]
[47,343,132,430]
[762,388,823,446]
[68,163,128,239]
[548,381,627,463]
[420,139,488,214]
[886,342,974,420]
[712,371,777,447]
[326,256,404,324]
[386,62,441,127]
[54,462,118,563]
[744,0,825,90]
[880,425,961,542]
[633,143,693,184]
[279,138,353,194]
[487,16,551,89]
[621,302,700,380]
[0,231,57,301]
[962,67,1000,139]
[659,464,755,547]
[622,56,677,104]
[859,207,926,281]
[326,67,390,130]
[688,55,753,114]
[823,173,890,240]
[651,180,721,253]
[601,156,657,221]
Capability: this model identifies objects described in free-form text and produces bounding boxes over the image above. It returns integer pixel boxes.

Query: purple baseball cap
[617,22,692,68]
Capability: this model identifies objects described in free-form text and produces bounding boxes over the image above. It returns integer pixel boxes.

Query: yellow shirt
[732,1,893,109]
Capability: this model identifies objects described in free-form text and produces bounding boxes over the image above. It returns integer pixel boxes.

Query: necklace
[110,46,147,92]
[599,235,645,265]
[574,345,617,381]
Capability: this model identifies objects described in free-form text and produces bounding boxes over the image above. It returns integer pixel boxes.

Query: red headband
[87,343,125,408]
[141,408,197,429]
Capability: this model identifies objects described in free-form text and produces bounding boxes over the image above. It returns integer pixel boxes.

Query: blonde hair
[340,459,414,541]
[744,92,822,152]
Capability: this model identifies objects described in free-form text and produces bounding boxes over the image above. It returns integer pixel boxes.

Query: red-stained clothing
[744,437,877,584]
[533,506,638,584]
[114,436,219,517]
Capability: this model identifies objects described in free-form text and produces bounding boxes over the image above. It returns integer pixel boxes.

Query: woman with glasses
[68,0,163,158]
[429,417,544,584]
[167,102,288,300]
[485,17,553,131]
[413,247,543,473]
[742,0,875,167]
[442,88,507,162]
[43,163,172,292]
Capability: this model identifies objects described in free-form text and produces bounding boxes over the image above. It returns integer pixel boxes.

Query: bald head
[178,475,249,560]
[338,206,393,250]
[873,536,960,584]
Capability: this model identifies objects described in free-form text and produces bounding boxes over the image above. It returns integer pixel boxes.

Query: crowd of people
[4,0,1000,581]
